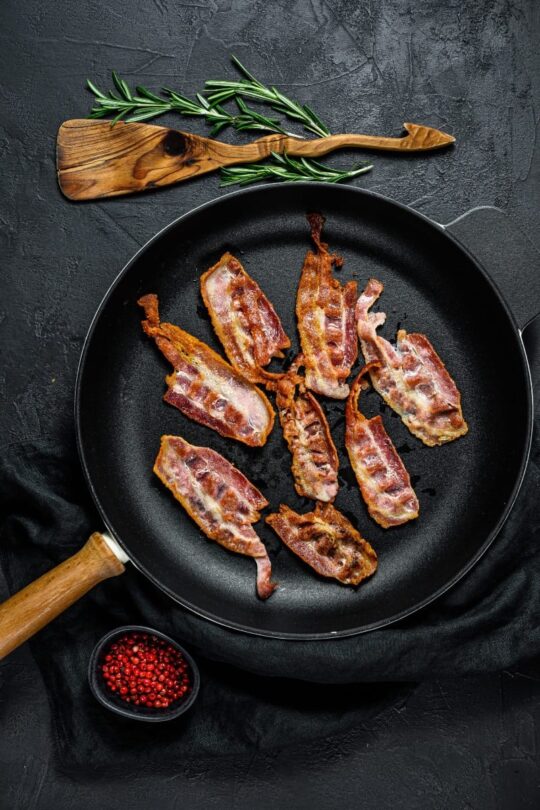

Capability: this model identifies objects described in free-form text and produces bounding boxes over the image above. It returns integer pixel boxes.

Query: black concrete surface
[1,0,540,807]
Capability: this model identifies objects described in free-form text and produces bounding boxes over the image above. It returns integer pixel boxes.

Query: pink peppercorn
[100,632,191,710]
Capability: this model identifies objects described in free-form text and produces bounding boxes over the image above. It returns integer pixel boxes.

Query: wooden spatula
[56,119,455,201]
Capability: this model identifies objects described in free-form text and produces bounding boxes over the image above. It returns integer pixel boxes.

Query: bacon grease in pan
[268,357,339,502]
[200,252,290,384]
[154,435,277,600]
[138,294,274,447]
[356,279,468,446]
[266,502,377,586]
[296,214,358,399]
[345,363,419,528]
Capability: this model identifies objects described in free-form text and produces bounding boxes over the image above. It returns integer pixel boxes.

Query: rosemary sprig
[87,72,292,136]
[220,153,373,187]
[85,58,372,187]
[205,56,331,138]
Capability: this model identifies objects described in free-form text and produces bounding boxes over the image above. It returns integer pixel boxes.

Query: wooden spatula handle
[284,123,455,155]
[57,119,455,201]
[0,533,125,660]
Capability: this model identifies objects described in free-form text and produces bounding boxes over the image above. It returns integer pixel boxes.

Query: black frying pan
[1,183,538,654]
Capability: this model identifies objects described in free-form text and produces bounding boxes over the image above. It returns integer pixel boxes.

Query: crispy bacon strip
[154,435,277,599]
[345,363,419,528]
[268,357,339,502]
[138,294,274,447]
[356,279,468,446]
[266,502,377,586]
[296,213,358,399]
[200,252,290,383]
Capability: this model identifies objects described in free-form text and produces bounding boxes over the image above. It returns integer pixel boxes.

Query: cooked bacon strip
[356,279,468,446]
[266,502,377,586]
[138,294,274,447]
[200,252,290,383]
[345,363,419,528]
[296,213,358,399]
[154,435,277,599]
[268,357,338,502]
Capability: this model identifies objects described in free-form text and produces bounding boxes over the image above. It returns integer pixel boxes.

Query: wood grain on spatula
[56,119,455,201]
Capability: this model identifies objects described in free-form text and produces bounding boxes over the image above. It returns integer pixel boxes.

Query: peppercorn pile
[100,632,191,710]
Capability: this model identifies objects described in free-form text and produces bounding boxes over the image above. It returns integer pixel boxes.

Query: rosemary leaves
[86,57,372,187]
[220,153,372,187]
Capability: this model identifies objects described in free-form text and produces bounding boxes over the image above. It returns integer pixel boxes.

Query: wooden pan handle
[0,533,126,660]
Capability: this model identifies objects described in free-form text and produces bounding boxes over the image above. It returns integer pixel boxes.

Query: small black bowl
[89,625,200,722]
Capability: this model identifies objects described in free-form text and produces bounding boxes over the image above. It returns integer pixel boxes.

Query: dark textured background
[1,0,540,807]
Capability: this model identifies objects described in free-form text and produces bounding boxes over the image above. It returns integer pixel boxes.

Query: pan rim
[75,182,534,641]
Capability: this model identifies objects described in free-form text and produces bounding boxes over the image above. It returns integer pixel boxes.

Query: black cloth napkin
[1,407,539,769]
[0,438,413,771]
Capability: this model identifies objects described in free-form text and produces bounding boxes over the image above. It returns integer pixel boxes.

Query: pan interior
[77,185,530,638]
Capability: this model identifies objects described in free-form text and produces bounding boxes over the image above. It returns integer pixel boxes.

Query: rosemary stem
[85,57,372,187]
